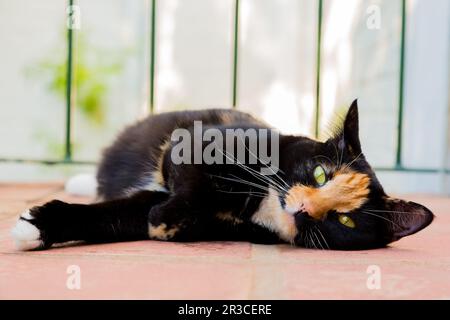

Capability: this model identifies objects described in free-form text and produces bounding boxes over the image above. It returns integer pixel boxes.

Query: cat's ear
[329,99,362,155]
[342,99,361,154]
[383,198,434,242]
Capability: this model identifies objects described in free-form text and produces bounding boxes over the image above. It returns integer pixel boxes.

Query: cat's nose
[302,200,327,221]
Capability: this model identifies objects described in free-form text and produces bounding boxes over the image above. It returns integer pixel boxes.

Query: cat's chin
[293,211,317,226]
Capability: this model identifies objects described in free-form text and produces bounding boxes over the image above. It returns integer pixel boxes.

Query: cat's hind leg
[11,191,169,250]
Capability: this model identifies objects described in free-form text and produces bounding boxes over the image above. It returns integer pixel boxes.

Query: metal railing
[0,0,449,177]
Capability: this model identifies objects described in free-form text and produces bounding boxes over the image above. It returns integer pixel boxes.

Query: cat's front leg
[147,193,211,242]
[11,191,169,250]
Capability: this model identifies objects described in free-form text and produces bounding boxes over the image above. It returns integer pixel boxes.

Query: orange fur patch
[148,223,179,240]
[285,168,370,220]
[215,211,244,225]
[151,140,171,187]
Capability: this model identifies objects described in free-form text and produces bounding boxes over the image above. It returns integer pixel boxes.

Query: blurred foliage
[26,31,129,125]
[25,30,132,157]
[34,130,66,158]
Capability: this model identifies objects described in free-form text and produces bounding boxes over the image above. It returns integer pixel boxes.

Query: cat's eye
[338,214,356,228]
[313,165,327,186]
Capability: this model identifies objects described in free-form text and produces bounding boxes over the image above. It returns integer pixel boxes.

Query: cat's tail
[65,173,98,197]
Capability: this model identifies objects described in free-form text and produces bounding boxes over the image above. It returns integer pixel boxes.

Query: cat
[11,100,434,250]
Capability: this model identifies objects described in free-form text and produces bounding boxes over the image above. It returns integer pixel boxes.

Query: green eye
[338,214,356,228]
[313,165,327,186]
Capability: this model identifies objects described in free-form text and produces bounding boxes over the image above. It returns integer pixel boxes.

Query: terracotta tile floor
[0,183,449,299]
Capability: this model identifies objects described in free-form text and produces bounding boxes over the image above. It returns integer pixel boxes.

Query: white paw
[11,210,43,251]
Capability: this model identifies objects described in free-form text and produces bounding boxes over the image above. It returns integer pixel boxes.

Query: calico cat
[11,100,434,250]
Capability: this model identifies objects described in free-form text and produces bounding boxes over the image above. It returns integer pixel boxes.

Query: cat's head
[279,100,434,250]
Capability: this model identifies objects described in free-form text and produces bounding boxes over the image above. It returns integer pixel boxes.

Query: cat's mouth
[293,211,312,220]
[292,211,335,249]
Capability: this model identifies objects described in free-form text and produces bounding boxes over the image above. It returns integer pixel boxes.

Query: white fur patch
[251,188,298,243]
[14,239,43,251]
[65,173,98,197]
[21,210,33,220]
[11,210,43,251]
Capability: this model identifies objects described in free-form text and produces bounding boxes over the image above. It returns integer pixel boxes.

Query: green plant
[27,31,129,125]
[26,29,131,157]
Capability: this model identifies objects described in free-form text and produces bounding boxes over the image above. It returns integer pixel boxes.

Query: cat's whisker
[215,190,267,198]
[303,230,310,248]
[304,231,309,248]
[216,148,288,193]
[243,171,286,194]
[313,155,336,167]
[209,174,271,193]
[307,230,317,249]
[365,208,427,216]
[361,210,402,228]
[225,180,269,195]
[237,135,290,189]
[329,139,341,169]
[307,234,312,249]
[343,151,363,171]
[300,231,306,248]
[240,166,289,193]
[224,145,290,193]
[312,229,325,250]
[216,189,267,195]
[228,174,285,195]
[339,130,346,169]
[314,226,330,250]
[311,232,318,250]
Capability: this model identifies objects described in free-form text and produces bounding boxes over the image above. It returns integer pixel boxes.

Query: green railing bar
[0,158,95,166]
[375,167,450,174]
[65,0,75,161]
[149,0,157,113]
[232,0,240,108]
[314,0,323,138]
[395,0,407,168]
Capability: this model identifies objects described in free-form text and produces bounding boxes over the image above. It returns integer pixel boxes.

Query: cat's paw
[11,209,45,250]
[11,209,44,250]
[11,200,66,251]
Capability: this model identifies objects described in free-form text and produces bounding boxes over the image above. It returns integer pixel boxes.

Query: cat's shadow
[276,243,416,254]
[26,240,418,254]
